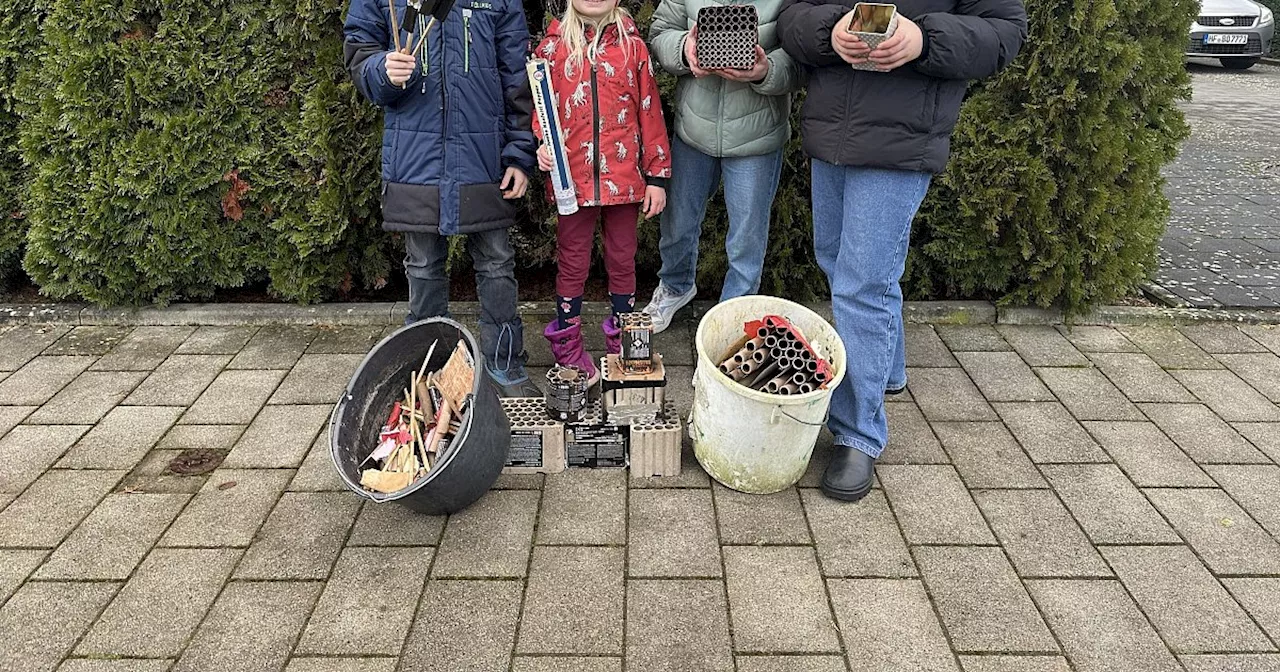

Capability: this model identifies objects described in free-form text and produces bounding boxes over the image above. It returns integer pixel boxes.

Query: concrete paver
[297,546,433,656]
[1101,545,1272,653]
[0,326,67,371]
[629,489,721,577]
[879,465,995,545]
[1029,579,1181,672]
[1141,403,1272,463]
[35,493,188,580]
[973,489,1110,579]
[993,402,1110,463]
[914,546,1056,653]
[0,581,118,672]
[77,548,241,657]
[173,581,321,672]
[715,484,810,546]
[401,580,522,672]
[827,579,959,672]
[537,469,626,546]
[724,546,840,653]
[627,579,733,672]
[803,489,915,578]
[517,546,624,655]
[1041,464,1179,544]
[433,490,538,578]
[1145,488,1280,576]
[28,371,147,424]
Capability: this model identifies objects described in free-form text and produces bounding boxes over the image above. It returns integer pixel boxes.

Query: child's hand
[642,186,667,219]
[833,10,872,66]
[501,167,529,199]
[683,26,711,78]
[386,51,417,86]
[717,46,771,83]
[537,145,554,172]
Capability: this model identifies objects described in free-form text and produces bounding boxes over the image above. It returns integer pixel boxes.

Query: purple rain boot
[544,320,600,386]
[602,316,622,356]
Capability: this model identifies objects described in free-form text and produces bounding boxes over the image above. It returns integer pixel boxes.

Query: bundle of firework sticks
[360,339,473,494]
[717,315,834,395]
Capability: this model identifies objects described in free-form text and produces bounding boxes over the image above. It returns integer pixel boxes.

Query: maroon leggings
[555,203,639,298]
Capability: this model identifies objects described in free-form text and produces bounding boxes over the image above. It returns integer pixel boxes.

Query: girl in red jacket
[534,0,672,386]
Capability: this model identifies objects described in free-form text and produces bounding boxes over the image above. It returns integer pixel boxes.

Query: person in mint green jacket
[641,0,801,333]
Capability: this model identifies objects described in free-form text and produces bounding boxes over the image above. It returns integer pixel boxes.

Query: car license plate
[1204,33,1249,44]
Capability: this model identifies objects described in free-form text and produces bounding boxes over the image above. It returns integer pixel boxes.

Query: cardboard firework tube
[778,382,799,396]
[798,382,814,394]
[744,337,765,352]
[751,349,767,363]
[527,59,579,216]
[791,371,807,386]
[718,360,738,376]
[745,361,780,389]
[764,335,780,349]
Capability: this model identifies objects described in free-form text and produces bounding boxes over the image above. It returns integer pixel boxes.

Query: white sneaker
[642,282,697,334]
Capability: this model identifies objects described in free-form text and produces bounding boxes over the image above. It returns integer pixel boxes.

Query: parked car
[1187,0,1275,69]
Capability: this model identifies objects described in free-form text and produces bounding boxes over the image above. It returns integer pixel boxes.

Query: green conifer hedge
[0,0,1196,313]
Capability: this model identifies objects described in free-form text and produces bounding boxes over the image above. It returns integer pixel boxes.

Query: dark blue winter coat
[343,0,537,235]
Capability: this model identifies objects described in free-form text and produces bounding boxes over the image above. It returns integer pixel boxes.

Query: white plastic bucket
[691,296,847,494]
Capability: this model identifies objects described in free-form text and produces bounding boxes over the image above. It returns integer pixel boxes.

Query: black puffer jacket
[778,0,1026,174]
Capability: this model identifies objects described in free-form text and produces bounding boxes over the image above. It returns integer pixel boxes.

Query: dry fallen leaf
[218,481,238,491]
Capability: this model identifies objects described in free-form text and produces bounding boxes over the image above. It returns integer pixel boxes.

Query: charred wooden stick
[388,0,402,52]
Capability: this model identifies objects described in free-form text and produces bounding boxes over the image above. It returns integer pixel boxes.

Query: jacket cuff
[750,52,784,96]
[673,34,694,76]
[645,176,669,189]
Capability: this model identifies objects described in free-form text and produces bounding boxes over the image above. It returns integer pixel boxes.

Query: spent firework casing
[526,59,579,216]
[695,5,760,70]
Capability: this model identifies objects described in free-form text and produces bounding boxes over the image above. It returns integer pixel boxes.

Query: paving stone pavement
[1154,62,1280,308]
[2,320,1280,671]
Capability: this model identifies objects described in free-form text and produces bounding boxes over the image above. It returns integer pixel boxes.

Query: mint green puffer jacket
[649,0,801,158]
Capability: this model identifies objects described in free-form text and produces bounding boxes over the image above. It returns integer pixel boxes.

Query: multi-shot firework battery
[618,312,654,375]
[629,401,682,478]
[845,3,899,70]
[545,364,589,422]
[527,58,579,216]
[601,353,665,426]
[501,397,566,475]
[717,315,834,395]
[695,5,760,70]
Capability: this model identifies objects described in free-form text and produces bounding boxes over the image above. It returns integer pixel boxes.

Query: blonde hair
[560,2,637,77]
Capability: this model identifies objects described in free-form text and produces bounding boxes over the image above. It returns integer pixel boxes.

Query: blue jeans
[658,136,784,301]
[403,228,530,386]
[811,159,931,459]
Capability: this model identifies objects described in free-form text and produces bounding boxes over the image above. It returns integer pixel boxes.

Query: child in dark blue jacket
[344,0,541,396]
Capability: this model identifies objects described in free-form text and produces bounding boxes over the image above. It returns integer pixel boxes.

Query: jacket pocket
[463,9,473,74]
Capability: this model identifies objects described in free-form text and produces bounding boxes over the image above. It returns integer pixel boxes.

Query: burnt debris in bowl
[330,318,511,515]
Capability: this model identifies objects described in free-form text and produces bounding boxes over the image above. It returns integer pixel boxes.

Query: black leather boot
[820,447,875,502]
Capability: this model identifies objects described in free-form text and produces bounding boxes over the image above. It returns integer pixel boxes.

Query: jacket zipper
[462,9,472,73]
[591,60,601,203]
[419,15,429,92]
[716,78,725,155]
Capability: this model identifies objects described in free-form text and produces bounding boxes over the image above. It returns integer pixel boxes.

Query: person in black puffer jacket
[779,0,1026,503]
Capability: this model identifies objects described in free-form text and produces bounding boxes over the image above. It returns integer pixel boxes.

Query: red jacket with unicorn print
[533,16,672,208]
